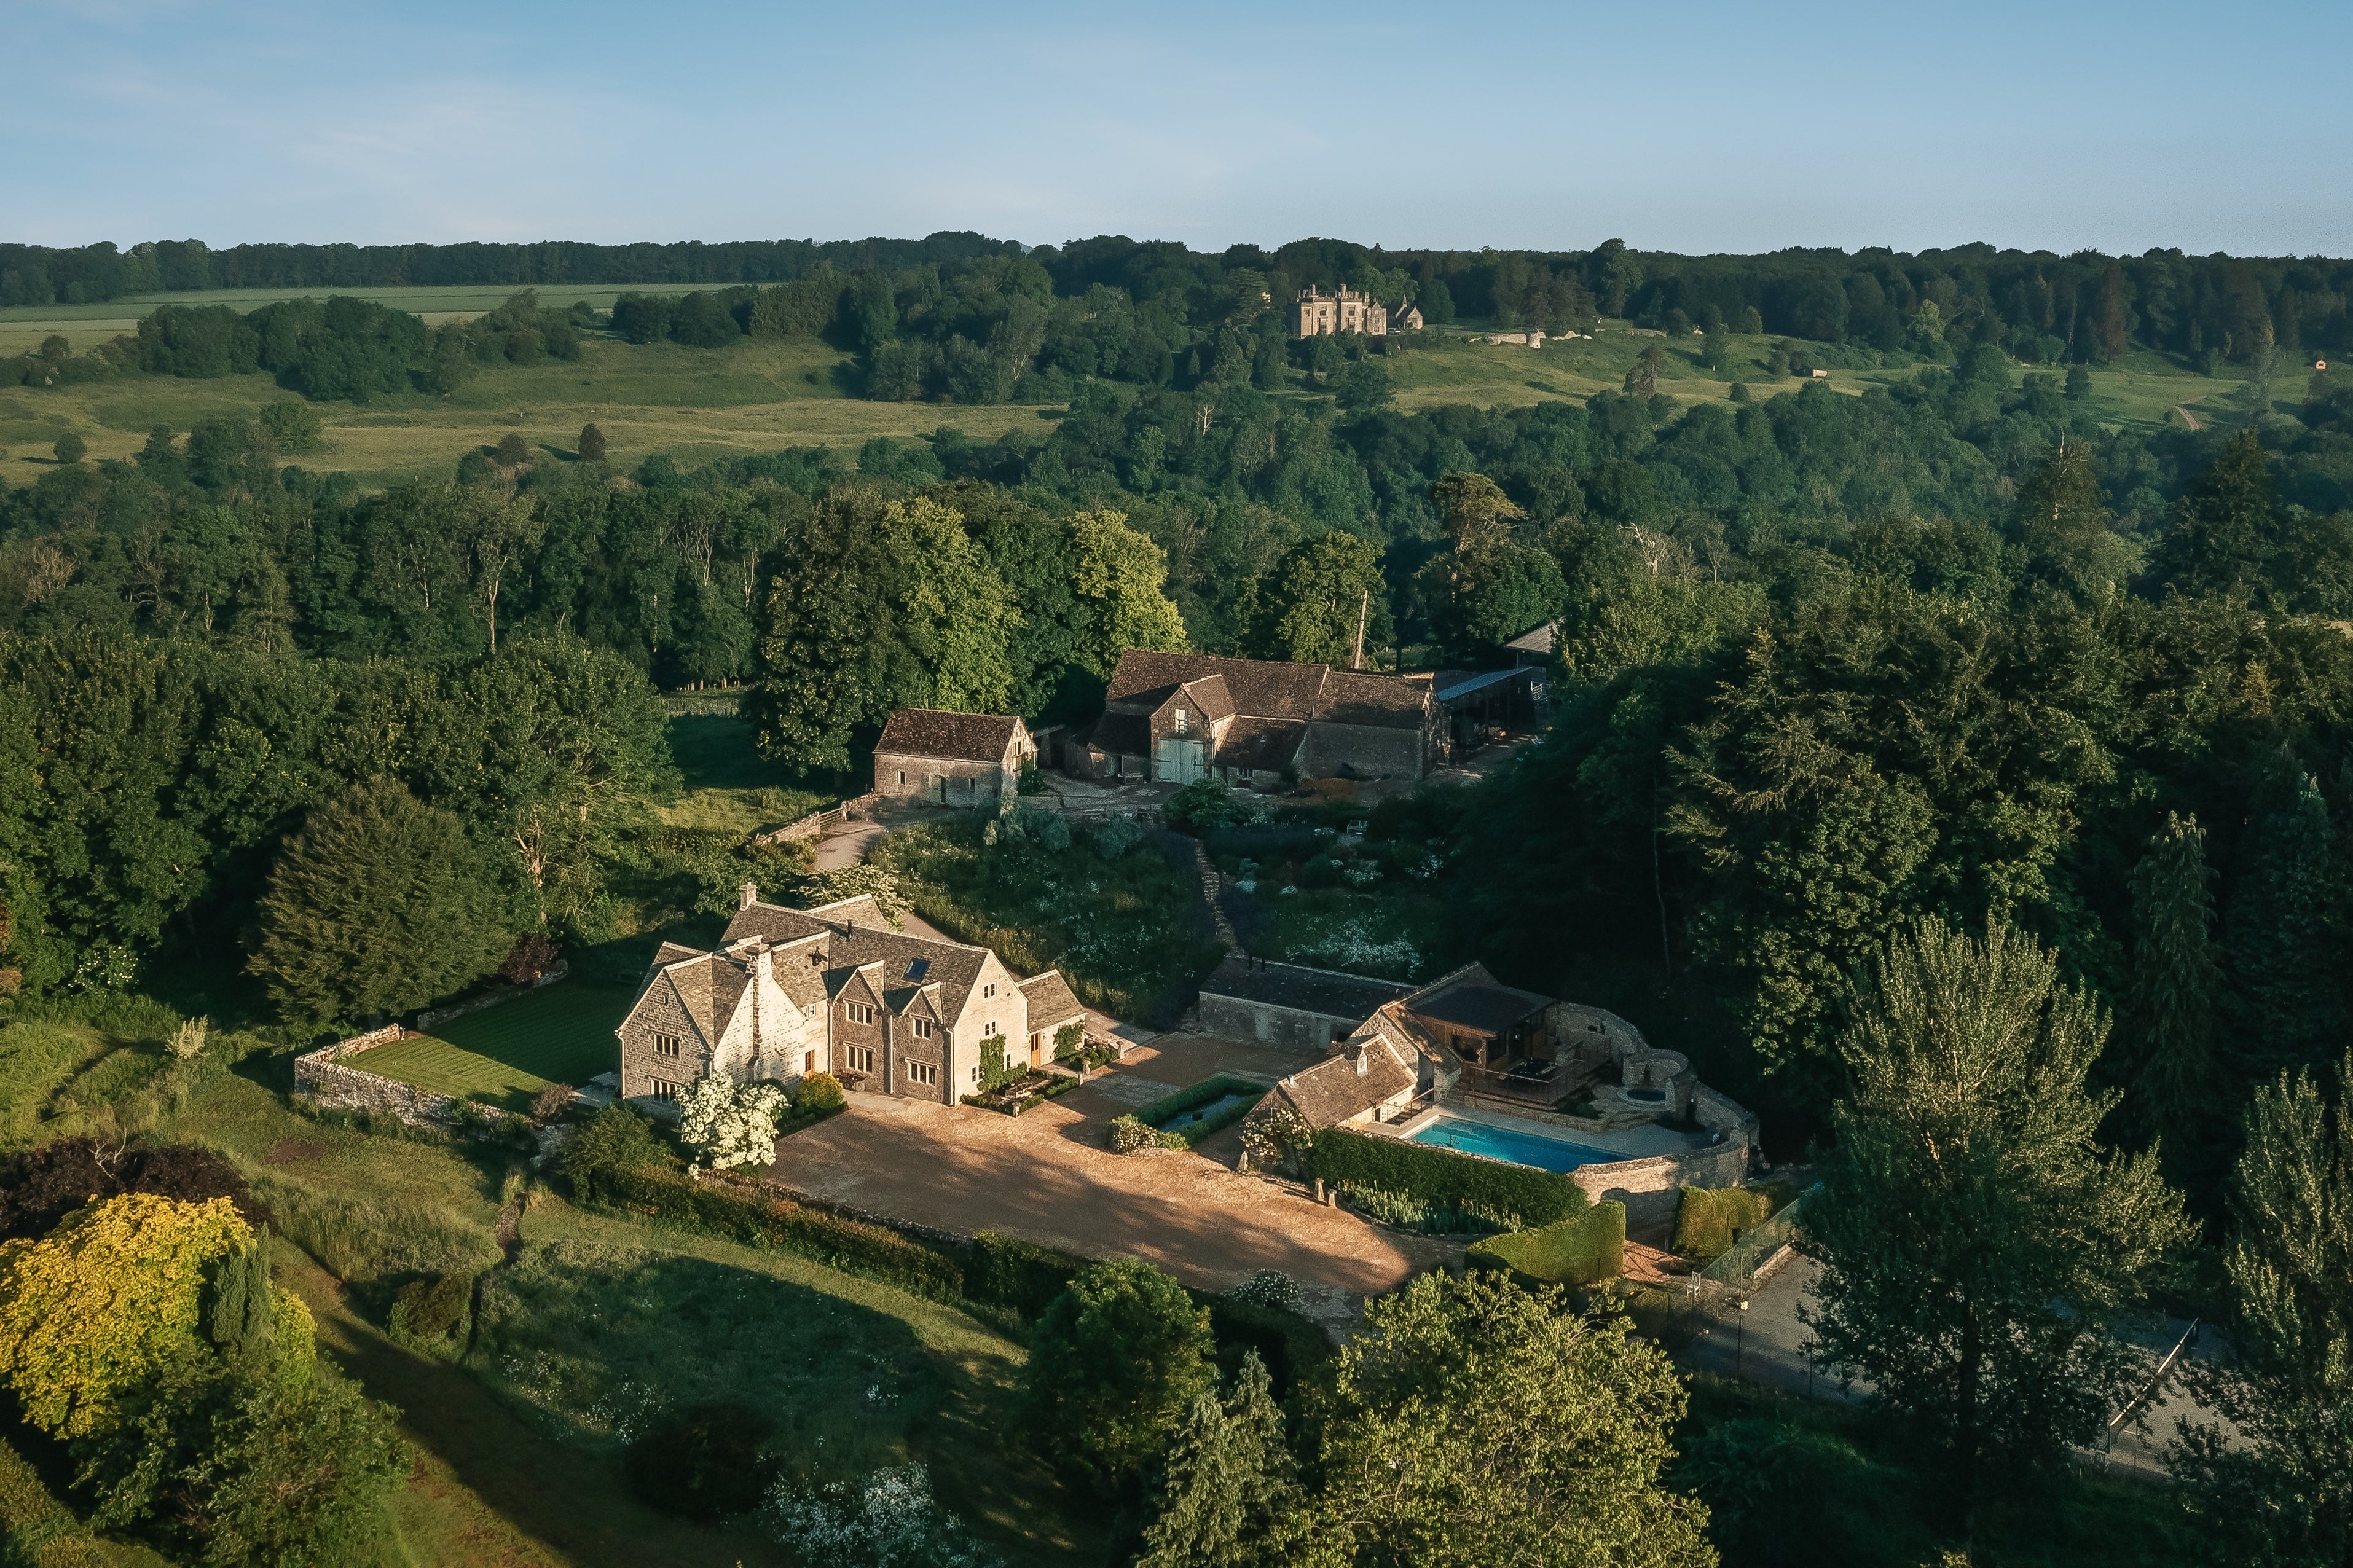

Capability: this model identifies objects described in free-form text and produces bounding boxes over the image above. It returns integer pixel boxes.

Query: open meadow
[1,275,2285,487]
[0,334,1053,485]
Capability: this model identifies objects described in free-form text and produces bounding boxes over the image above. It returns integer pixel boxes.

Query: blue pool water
[1407,1115,1621,1172]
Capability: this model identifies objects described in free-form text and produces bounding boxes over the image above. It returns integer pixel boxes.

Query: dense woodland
[10,233,2353,409]
[7,236,2353,1562]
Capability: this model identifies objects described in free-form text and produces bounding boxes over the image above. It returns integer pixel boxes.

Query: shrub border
[1311,1126,1587,1228]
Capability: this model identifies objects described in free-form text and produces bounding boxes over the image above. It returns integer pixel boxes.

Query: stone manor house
[1294,285,1423,337]
[615,884,1086,1110]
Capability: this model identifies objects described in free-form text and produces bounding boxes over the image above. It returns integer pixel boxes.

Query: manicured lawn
[359,982,637,1110]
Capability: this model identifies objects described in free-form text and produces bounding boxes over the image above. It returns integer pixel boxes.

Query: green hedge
[596,1162,967,1302]
[1137,1075,1268,1149]
[1467,1202,1627,1287]
[1311,1127,1587,1228]
[964,1231,1087,1319]
[1671,1182,1796,1260]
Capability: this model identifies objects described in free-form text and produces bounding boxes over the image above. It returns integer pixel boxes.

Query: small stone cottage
[873,709,1035,807]
[615,883,1085,1111]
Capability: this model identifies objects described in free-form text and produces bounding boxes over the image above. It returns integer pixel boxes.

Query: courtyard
[758,1032,1455,1315]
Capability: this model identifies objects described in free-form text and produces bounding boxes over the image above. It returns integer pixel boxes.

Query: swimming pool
[1405,1115,1622,1173]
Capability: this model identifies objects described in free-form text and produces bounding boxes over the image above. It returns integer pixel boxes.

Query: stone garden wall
[292,1025,461,1127]
[1570,1138,1751,1225]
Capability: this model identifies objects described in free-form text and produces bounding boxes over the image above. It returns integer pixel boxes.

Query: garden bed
[959,1071,1079,1117]
[1137,1074,1267,1147]
[873,815,1224,1024]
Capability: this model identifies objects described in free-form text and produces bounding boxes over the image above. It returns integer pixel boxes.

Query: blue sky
[9,0,2351,256]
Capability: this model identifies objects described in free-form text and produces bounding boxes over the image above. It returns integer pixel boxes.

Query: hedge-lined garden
[1671,1181,1801,1261]
[1311,1126,1588,1227]
[1467,1202,1627,1288]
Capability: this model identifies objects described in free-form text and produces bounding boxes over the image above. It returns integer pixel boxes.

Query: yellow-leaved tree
[0,1193,312,1437]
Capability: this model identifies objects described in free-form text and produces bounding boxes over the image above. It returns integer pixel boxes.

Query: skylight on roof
[906,958,929,981]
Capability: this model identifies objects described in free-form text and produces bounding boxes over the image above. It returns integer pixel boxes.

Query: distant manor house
[1294,286,1421,338]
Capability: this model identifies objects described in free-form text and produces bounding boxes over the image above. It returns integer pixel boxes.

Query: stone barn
[873,709,1035,807]
[1195,955,1413,1050]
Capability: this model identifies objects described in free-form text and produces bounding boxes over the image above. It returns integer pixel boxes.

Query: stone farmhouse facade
[1294,286,1421,337]
[1072,650,1440,787]
[873,709,1035,806]
[615,884,1087,1111]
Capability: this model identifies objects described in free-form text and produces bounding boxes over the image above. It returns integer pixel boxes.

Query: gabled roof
[1018,969,1084,1028]
[876,709,1023,764]
[1106,651,1327,722]
[1200,954,1413,1021]
[1266,1034,1418,1129]
[1101,651,1429,732]
[1177,675,1235,724]
[726,895,994,1028]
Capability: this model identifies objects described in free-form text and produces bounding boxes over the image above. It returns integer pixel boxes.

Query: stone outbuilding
[1195,955,1413,1051]
[1073,650,1440,787]
[874,709,1035,807]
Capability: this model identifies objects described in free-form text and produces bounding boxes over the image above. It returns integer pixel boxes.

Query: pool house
[1234,961,1759,1221]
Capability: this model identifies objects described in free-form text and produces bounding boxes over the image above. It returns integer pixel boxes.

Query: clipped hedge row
[1311,1127,1587,1228]
[1138,1075,1268,1149]
[1467,1201,1627,1288]
[1671,1180,1799,1260]
[597,1162,967,1303]
[965,1231,1086,1319]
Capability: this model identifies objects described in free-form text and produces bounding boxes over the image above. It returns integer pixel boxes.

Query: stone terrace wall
[414,961,569,1032]
[1571,1138,1751,1225]
[293,1025,462,1127]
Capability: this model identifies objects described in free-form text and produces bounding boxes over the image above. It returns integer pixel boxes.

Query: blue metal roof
[1433,667,1530,704]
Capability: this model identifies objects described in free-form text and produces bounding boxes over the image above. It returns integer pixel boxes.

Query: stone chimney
[739,880,758,911]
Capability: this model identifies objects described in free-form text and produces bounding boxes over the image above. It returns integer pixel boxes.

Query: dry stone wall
[293,1026,461,1127]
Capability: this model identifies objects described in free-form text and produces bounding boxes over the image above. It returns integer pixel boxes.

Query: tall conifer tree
[1137,1352,1297,1568]
[2228,773,2350,1077]
[2127,813,2229,1169]
[2174,1056,2353,1562]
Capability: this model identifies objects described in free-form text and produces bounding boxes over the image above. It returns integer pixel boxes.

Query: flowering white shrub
[765,1465,1000,1568]
[677,1075,788,1169]
[1227,1268,1302,1311]
[1239,1103,1313,1172]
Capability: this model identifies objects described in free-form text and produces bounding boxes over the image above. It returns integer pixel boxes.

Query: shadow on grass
[286,1249,795,1568]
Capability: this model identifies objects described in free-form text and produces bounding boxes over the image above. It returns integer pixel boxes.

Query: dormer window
[911,1017,934,1039]
[847,1002,876,1026]
[653,1033,682,1059]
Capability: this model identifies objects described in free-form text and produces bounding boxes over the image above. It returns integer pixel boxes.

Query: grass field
[0,335,1051,484]
[358,982,638,1110]
[0,286,2295,488]
[1388,326,2261,434]
[655,702,835,836]
[0,281,731,355]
